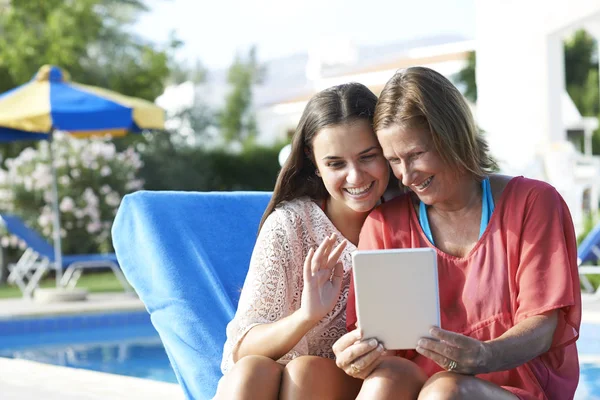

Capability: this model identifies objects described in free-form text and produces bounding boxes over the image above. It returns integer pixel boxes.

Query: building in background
[475,0,600,233]
[159,21,600,232]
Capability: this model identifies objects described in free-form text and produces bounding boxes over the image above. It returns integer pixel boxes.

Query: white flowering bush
[0,133,144,255]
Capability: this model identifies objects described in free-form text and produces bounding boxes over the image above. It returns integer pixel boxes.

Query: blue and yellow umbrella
[0,65,165,285]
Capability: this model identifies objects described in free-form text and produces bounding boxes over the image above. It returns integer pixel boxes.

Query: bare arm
[417,310,559,375]
[233,310,316,362]
[484,310,558,372]
[233,235,346,363]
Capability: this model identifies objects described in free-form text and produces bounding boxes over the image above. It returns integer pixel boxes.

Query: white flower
[59,197,75,213]
[100,185,112,195]
[71,169,81,179]
[100,166,111,177]
[23,177,33,191]
[86,221,102,234]
[59,175,70,186]
[1,237,9,247]
[125,179,144,191]
[105,192,121,207]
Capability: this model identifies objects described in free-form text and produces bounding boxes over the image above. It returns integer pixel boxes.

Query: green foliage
[0,271,125,298]
[0,135,144,255]
[564,30,599,117]
[577,211,599,244]
[0,0,176,161]
[219,46,264,144]
[139,135,284,192]
[453,51,477,102]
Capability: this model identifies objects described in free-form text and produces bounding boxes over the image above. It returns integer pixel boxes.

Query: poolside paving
[0,292,145,319]
[0,357,184,400]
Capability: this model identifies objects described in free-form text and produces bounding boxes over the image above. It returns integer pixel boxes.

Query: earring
[315,170,321,177]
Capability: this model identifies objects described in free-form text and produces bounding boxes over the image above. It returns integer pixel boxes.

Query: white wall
[475,0,600,232]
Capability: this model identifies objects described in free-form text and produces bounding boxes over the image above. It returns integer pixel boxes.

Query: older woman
[334,67,581,400]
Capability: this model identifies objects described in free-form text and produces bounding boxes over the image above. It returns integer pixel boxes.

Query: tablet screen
[352,248,440,350]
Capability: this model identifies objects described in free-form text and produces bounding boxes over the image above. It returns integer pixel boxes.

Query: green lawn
[0,271,126,299]
[583,273,600,293]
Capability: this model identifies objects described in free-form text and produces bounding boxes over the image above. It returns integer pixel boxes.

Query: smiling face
[377,123,462,207]
[311,119,389,214]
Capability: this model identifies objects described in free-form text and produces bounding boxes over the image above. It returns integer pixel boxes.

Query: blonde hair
[374,66,497,179]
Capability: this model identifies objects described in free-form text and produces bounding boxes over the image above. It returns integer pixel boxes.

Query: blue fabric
[112,190,272,400]
[419,177,495,245]
[0,127,48,141]
[50,83,134,131]
[0,214,118,267]
[480,177,494,237]
[578,221,600,264]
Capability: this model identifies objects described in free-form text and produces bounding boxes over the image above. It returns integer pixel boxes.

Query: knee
[369,357,428,385]
[231,355,283,382]
[418,372,464,400]
[215,355,283,399]
[359,357,426,399]
[283,356,333,384]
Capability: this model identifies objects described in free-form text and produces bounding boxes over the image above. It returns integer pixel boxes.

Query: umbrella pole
[48,128,64,287]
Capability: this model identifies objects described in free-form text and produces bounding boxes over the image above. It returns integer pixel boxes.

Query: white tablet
[352,248,440,350]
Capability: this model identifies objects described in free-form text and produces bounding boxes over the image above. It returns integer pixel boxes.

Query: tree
[453,51,477,103]
[564,29,599,117]
[219,46,264,144]
[0,0,176,161]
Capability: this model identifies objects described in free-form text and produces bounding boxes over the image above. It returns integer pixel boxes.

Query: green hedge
[140,143,284,192]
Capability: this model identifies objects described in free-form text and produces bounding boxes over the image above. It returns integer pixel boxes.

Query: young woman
[214,82,423,399]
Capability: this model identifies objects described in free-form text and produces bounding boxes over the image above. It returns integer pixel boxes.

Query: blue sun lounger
[1,214,133,297]
[578,220,600,296]
[112,191,272,400]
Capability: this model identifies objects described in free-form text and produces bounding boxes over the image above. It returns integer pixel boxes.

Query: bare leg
[213,355,284,400]
[418,372,519,400]
[280,356,363,400]
[358,356,427,400]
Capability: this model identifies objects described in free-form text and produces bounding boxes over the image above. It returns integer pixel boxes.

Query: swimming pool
[0,311,598,398]
[0,311,176,383]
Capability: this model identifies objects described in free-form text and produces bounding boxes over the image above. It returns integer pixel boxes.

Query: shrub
[0,133,144,255]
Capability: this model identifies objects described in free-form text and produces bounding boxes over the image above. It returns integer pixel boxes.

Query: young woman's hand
[298,233,347,324]
[332,329,386,379]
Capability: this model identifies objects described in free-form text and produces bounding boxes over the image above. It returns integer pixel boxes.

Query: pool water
[0,311,176,383]
[0,311,598,397]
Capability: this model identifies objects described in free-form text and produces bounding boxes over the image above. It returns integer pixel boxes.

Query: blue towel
[112,191,272,399]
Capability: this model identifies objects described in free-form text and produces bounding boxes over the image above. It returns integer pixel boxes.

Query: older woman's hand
[332,329,386,379]
[416,327,493,375]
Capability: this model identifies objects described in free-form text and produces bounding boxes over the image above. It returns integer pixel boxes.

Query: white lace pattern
[220,197,356,373]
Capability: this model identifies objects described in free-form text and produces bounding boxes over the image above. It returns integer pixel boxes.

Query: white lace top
[220,197,356,373]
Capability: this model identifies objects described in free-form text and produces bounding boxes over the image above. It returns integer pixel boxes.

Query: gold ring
[447,360,458,372]
[350,363,360,374]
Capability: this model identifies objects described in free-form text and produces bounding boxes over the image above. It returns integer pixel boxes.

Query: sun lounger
[1,214,133,297]
[112,190,271,400]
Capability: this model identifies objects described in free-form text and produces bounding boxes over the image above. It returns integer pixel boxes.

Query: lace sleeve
[220,207,303,373]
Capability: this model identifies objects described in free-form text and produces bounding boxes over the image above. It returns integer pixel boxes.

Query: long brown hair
[374,67,498,179]
[259,82,378,232]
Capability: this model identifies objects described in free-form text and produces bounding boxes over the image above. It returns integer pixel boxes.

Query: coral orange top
[347,176,581,400]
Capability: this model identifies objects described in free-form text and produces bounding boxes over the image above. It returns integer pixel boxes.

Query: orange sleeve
[513,184,581,348]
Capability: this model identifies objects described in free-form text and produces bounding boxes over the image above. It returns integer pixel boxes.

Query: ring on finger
[350,363,360,374]
[447,360,458,372]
